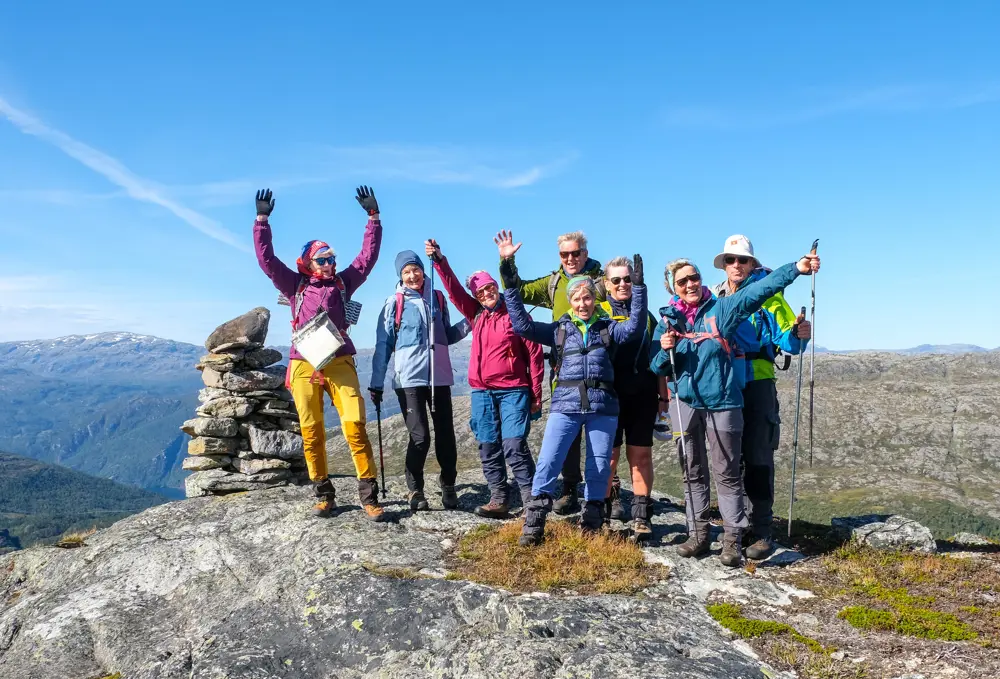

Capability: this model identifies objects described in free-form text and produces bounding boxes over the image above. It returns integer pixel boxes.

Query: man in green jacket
[494,229,606,513]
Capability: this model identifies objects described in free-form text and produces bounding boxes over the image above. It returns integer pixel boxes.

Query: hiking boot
[676,533,711,558]
[474,502,510,519]
[311,478,336,517]
[720,534,743,568]
[441,485,459,510]
[408,490,430,512]
[519,533,543,547]
[580,500,605,535]
[745,535,775,560]
[632,517,653,543]
[553,488,580,515]
[609,483,626,521]
[311,496,336,517]
[363,503,386,522]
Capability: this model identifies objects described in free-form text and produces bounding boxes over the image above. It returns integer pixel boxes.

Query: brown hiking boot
[311,496,336,518]
[720,534,743,568]
[745,536,775,560]
[474,502,510,519]
[363,503,386,522]
[676,533,710,558]
[632,517,653,543]
[553,488,580,515]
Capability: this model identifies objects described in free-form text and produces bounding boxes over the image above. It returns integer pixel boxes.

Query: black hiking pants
[396,386,458,492]
[741,379,780,538]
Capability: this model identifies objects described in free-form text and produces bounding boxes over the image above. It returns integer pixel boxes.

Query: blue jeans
[470,388,535,504]
[532,412,617,502]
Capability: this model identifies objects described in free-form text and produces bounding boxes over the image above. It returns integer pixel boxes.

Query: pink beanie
[466,271,498,295]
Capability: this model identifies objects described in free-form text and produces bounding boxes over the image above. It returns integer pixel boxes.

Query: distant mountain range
[0,330,992,499]
[815,343,993,354]
[0,451,167,549]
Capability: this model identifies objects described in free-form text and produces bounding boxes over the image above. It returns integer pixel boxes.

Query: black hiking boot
[408,490,430,512]
[720,533,743,568]
[440,485,459,510]
[745,535,775,560]
[580,500,605,535]
[519,533,543,547]
[553,487,580,515]
[609,482,626,521]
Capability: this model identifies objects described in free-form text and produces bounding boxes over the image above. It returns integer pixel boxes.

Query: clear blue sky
[1,2,997,350]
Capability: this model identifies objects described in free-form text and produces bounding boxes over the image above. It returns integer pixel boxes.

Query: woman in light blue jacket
[370,250,471,511]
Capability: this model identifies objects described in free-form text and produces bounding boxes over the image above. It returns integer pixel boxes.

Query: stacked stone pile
[182,307,308,497]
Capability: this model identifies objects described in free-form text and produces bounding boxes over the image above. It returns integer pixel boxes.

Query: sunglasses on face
[609,275,632,285]
[724,255,752,266]
[559,249,583,260]
[313,256,336,266]
[474,285,498,298]
[675,273,702,288]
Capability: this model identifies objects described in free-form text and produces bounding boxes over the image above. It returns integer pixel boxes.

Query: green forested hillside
[0,452,168,548]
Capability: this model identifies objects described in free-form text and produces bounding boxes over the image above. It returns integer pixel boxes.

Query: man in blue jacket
[711,235,811,559]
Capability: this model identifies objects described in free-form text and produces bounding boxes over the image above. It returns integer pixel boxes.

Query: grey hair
[603,256,633,276]
[664,258,698,294]
[566,276,597,300]
[557,231,588,251]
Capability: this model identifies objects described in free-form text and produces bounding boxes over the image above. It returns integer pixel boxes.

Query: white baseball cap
[713,234,759,270]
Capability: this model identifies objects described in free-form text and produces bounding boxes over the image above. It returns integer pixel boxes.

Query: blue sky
[1,2,997,350]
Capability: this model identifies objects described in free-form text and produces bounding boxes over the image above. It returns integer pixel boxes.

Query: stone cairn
[182,307,308,497]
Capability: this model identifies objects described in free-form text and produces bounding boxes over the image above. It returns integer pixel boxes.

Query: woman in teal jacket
[650,252,820,567]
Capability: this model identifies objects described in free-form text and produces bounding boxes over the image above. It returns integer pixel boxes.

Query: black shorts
[614,391,658,448]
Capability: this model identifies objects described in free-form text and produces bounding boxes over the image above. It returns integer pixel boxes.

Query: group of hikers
[252,186,821,567]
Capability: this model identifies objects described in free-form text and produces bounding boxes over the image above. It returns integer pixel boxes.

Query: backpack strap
[553,324,568,379]
[547,270,561,306]
[393,289,448,340]
[290,276,308,330]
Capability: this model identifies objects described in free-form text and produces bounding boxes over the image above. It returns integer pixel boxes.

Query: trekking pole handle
[810,239,819,255]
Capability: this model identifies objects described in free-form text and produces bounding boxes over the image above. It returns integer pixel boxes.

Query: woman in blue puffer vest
[650,251,820,567]
[500,255,647,546]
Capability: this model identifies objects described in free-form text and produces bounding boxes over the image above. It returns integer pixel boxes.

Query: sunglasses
[559,249,583,260]
[313,256,336,266]
[474,285,498,298]
[674,273,702,288]
[724,255,752,266]
[609,275,632,285]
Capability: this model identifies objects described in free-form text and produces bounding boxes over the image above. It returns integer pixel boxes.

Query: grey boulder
[237,457,293,475]
[248,425,304,460]
[243,347,284,369]
[197,396,256,419]
[180,417,239,438]
[204,366,286,393]
[187,436,239,457]
[205,306,270,353]
[181,455,232,471]
[833,514,937,553]
[184,468,292,497]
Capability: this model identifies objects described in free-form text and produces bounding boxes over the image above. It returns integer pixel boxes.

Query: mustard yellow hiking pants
[289,356,376,482]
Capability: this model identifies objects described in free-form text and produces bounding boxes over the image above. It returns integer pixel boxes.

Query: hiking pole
[429,262,437,414]
[788,305,807,539]
[667,346,697,537]
[807,239,819,467]
[375,402,386,498]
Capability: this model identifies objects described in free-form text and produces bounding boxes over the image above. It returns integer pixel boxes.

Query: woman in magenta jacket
[426,239,544,518]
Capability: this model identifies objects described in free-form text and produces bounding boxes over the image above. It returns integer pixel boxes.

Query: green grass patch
[707,602,828,654]
[838,605,977,641]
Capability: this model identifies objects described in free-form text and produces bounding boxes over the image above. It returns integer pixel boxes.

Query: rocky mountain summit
[2,470,996,679]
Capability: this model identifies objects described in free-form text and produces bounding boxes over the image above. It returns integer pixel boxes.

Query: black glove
[369,389,383,406]
[355,186,379,216]
[632,253,644,286]
[499,258,518,291]
[255,189,274,217]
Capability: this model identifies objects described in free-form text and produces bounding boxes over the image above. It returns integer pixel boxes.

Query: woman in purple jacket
[253,187,384,521]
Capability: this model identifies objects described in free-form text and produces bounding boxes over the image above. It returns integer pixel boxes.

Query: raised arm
[495,230,553,308]
[427,241,481,323]
[339,186,383,296]
[503,288,559,347]
[252,189,299,298]
[608,285,647,344]
[718,262,801,338]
